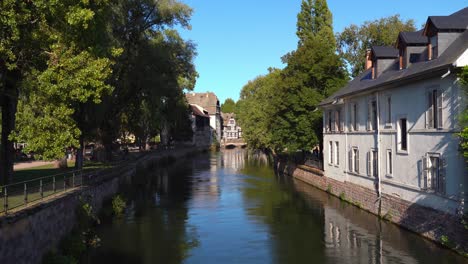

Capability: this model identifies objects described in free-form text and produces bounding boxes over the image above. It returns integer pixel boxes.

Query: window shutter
[367,151,371,176]
[356,150,360,173]
[426,91,433,129]
[348,149,353,172]
[355,104,359,131]
[422,156,428,189]
[437,90,443,129]
[439,158,446,195]
[336,142,339,165]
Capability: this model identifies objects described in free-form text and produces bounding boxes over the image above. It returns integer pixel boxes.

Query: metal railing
[0,170,84,214]
[0,158,135,214]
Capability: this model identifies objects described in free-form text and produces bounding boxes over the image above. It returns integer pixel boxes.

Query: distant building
[319,7,468,214]
[222,113,242,139]
[188,104,212,147]
[186,92,222,140]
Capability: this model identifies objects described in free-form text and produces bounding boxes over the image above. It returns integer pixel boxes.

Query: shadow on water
[88,150,466,264]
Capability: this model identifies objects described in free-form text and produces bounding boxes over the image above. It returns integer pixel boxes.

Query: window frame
[335,141,339,166]
[329,141,334,165]
[386,150,393,177]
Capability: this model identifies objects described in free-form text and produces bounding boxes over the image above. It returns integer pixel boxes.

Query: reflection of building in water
[191,155,221,204]
[324,207,416,264]
[292,179,421,264]
[222,149,245,170]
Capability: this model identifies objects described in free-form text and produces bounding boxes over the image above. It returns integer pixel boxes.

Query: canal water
[90,150,466,264]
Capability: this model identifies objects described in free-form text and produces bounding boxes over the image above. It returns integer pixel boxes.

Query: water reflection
[89,150,466,264]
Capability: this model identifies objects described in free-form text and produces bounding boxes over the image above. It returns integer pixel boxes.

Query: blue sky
[179,0,467,103]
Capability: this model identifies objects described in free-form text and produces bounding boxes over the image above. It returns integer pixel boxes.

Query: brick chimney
[365,49,373,70]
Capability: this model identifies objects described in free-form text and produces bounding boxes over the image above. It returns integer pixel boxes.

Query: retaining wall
[0,148,202,264]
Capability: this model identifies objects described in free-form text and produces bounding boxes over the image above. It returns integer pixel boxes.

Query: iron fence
[0,159,130,215]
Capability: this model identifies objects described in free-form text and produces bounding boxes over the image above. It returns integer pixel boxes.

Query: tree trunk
[0,93,18,186]
[75,135,84,170]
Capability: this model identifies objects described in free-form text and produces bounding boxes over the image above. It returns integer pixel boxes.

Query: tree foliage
[337,15,416,77]
[238,0,347,154]
[221,98,237,113]
[0,0,197,183]
[459,66,468,160]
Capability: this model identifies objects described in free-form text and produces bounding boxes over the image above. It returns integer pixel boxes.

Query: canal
[89,150,466,264]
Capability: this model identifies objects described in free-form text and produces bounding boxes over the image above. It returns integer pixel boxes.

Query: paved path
[13,161,54,171]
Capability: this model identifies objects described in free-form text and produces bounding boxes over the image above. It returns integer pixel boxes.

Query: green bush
[112,195,126,217]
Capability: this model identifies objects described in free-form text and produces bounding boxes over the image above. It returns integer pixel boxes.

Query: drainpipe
[376,92,382,198]
[344,99,349,182]
[376,91,382,217]
[441,68,451,79]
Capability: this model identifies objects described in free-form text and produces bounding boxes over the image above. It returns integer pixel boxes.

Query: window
[422,154,445,194]
[335,110,341,132]
[329,141,334,164]
[349,147,359,173]
[335,141,339,165]
[386,150,393,176]
[328,111,332,132]
[409,53,422,63]
[399,118,408,151]
[351,103,358,131]
[386,97,392,125]
[367,99,377,131]
[427,89,443,129]
[367,149,378,177]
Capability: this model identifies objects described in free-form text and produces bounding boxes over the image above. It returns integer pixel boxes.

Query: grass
[12,160,112,184]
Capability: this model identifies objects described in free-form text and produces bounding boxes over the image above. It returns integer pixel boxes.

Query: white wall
[323,74,467,214]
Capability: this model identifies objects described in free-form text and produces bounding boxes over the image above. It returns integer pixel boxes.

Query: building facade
[188,104,212,147]
[186,92,223,140]
[222,113,242,139]
[320,8,468,215]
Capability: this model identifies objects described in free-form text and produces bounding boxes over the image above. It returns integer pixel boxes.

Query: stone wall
[0,148,202,264]
[276,160,468,255]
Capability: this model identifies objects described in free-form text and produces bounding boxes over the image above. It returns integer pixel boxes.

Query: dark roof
[189,104,210,118]
[186,92,219,114]
[398,30,428,46]
[320,30,468,106]
[425,7,468,32]
[371,46,398,58]
[221,112,236,126]
[427,16,467,30]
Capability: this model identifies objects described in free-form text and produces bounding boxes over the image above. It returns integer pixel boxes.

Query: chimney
[365,49,372,70]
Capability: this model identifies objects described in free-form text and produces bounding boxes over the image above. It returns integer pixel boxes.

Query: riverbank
[275,159,468,257]
[0,147,207,263]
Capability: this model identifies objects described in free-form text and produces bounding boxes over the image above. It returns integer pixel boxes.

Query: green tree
[12,0,115,166]
[296,0,334,47]
[459,66,468,159]
[337,15,416,77]
[221,98,237,113]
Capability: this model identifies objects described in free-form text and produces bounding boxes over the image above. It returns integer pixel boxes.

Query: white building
[222,113,242,139]
[186,92,222,140]
[319,8,468,214]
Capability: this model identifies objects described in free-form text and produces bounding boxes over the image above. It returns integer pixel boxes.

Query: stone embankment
[0,147,205,264]
[275,160,468,257]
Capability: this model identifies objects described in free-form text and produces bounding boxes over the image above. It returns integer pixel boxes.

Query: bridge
[221,138,247,149]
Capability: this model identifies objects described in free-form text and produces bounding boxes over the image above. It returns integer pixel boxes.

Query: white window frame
[350,103,358,131]
[349,147,359,173]
[425,86,443,130]
[386,150,393,177]
[385,95,392,127]
[397,117,409,154]
[422,153,446,194]
[335,141,339,166]
[367,148,378,177]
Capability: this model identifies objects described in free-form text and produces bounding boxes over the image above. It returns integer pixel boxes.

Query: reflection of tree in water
[89,158,207,264]
[239,157,326,264]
